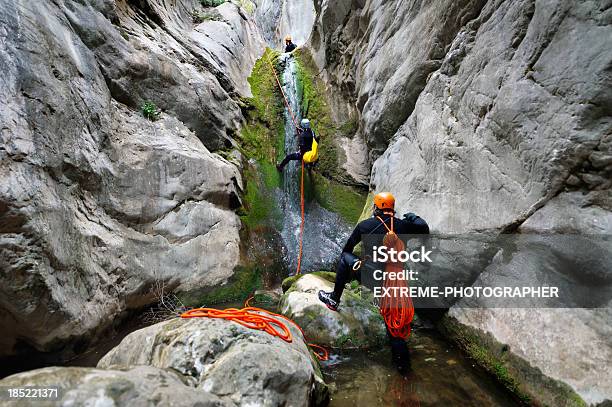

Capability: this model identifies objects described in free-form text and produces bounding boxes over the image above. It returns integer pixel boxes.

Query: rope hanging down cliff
[267,54,306,275]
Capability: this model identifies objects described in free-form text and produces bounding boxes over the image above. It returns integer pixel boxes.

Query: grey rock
[308,0,612,404]
[447,308,612,405]
[0,0,264,357]
[279,274,386,348]
[369,0,611,234]
[0,365,229,407]
[98,317,329,407]
[255,0,316,48]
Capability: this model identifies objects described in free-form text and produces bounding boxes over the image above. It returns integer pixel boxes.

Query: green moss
[293,50,340,181]
[307,172,366,224]
[281,271,337,293]
[440,316,587,407]
[238,48,286,230]
[178,266,262,307]
[358,192,375,223]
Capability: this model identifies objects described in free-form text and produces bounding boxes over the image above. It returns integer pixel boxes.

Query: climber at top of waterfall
[284,35,297,53]
[276,118,319,171]
[318,192,429,373]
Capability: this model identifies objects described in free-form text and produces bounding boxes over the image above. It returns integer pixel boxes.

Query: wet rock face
[255,0,316,48]
[0,366,230,407]
[97,317,329,406]
[310,0,612,404]
[309,0,488,157]
[369,0,611,234]
[280,274,387,348]
[0,0,264,358]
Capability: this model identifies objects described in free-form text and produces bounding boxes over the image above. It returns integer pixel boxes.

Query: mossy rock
[280,274,386,349]
[281,271,336,293]
[439,315,588,407]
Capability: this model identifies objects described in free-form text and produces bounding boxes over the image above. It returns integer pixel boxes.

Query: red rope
[267,52,305,275]
[376,216,415,339]
[182,296,328,361]
[296,159,305,275]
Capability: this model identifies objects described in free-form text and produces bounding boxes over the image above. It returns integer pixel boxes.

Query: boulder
[0,0,264,358]
[98,317,329,407]
[0,366,229,407]
[280,273,386,348]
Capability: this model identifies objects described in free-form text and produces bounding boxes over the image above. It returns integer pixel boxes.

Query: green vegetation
[200,0,224,7]
[238,48,285,230]
[306,172,366,224]
[192,10,221,23]
[237,0,255,14]
[292,49,366,223]
[281,271,336,293]
[179,266,261,307]
[141,101,159,121]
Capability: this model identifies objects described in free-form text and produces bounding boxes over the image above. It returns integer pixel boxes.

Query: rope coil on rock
[181,296,329,361]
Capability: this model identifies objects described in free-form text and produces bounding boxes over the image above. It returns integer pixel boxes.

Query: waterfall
[276,55,352,274]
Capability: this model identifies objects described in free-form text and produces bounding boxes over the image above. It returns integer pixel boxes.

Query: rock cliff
[307,0,611,404]
[0,0,265,358]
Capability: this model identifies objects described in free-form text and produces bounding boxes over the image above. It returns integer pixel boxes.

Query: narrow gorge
[0,0,610,406]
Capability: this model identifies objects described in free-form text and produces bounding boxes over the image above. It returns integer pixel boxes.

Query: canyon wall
[308,0,612,404]
[0,0,265,358]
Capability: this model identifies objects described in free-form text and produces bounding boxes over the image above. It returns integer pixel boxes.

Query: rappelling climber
[276,118,318,171]
[318,191,429,373]
[284,35,297,53]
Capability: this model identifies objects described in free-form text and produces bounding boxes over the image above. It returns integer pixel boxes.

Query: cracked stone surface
[96,317,329,407]
[0,365,230,407]
[308,0,612,404]
[0,0,265,358]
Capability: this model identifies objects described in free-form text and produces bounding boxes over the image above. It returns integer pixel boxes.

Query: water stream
[276,54,351,273]
[273,54,516,406]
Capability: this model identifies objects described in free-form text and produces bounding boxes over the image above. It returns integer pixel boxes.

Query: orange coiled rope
[267,53,306,275]
[181,296,329,361]
[376,215,415,339]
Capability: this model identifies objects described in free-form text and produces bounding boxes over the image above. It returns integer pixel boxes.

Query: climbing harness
[181,296,329,361]
[376,214,415,339]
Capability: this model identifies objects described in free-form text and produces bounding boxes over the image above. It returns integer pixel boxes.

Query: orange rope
[267,54,299,129]
[267,53,306,275]
[376,216,415,339]
[296,159,305,275]
[181,296,328,361]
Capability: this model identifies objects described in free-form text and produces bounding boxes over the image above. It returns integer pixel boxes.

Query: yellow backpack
[302,137,319,164]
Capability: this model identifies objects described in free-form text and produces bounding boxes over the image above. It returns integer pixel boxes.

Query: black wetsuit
[333,211,429,372]
[285,42,297,52]
[278,128,316,169]
[333,212,429,299]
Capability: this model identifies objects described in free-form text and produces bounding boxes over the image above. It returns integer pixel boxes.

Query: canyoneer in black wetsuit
[276,118,317,171]
[318,192,429,372]
[284,35,297,53]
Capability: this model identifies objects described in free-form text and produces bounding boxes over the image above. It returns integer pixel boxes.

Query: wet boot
[318,290,339,311]
[390,338,412,376]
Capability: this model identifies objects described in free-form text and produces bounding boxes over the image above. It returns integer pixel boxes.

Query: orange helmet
[373,192,395,212]
[285,35,292,42]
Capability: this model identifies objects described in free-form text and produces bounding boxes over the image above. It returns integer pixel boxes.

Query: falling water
[276,54,351,274]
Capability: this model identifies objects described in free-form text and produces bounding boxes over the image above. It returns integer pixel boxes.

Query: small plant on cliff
[192,10,221,23]
[200,0,224,7]
[141,101,160,121]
